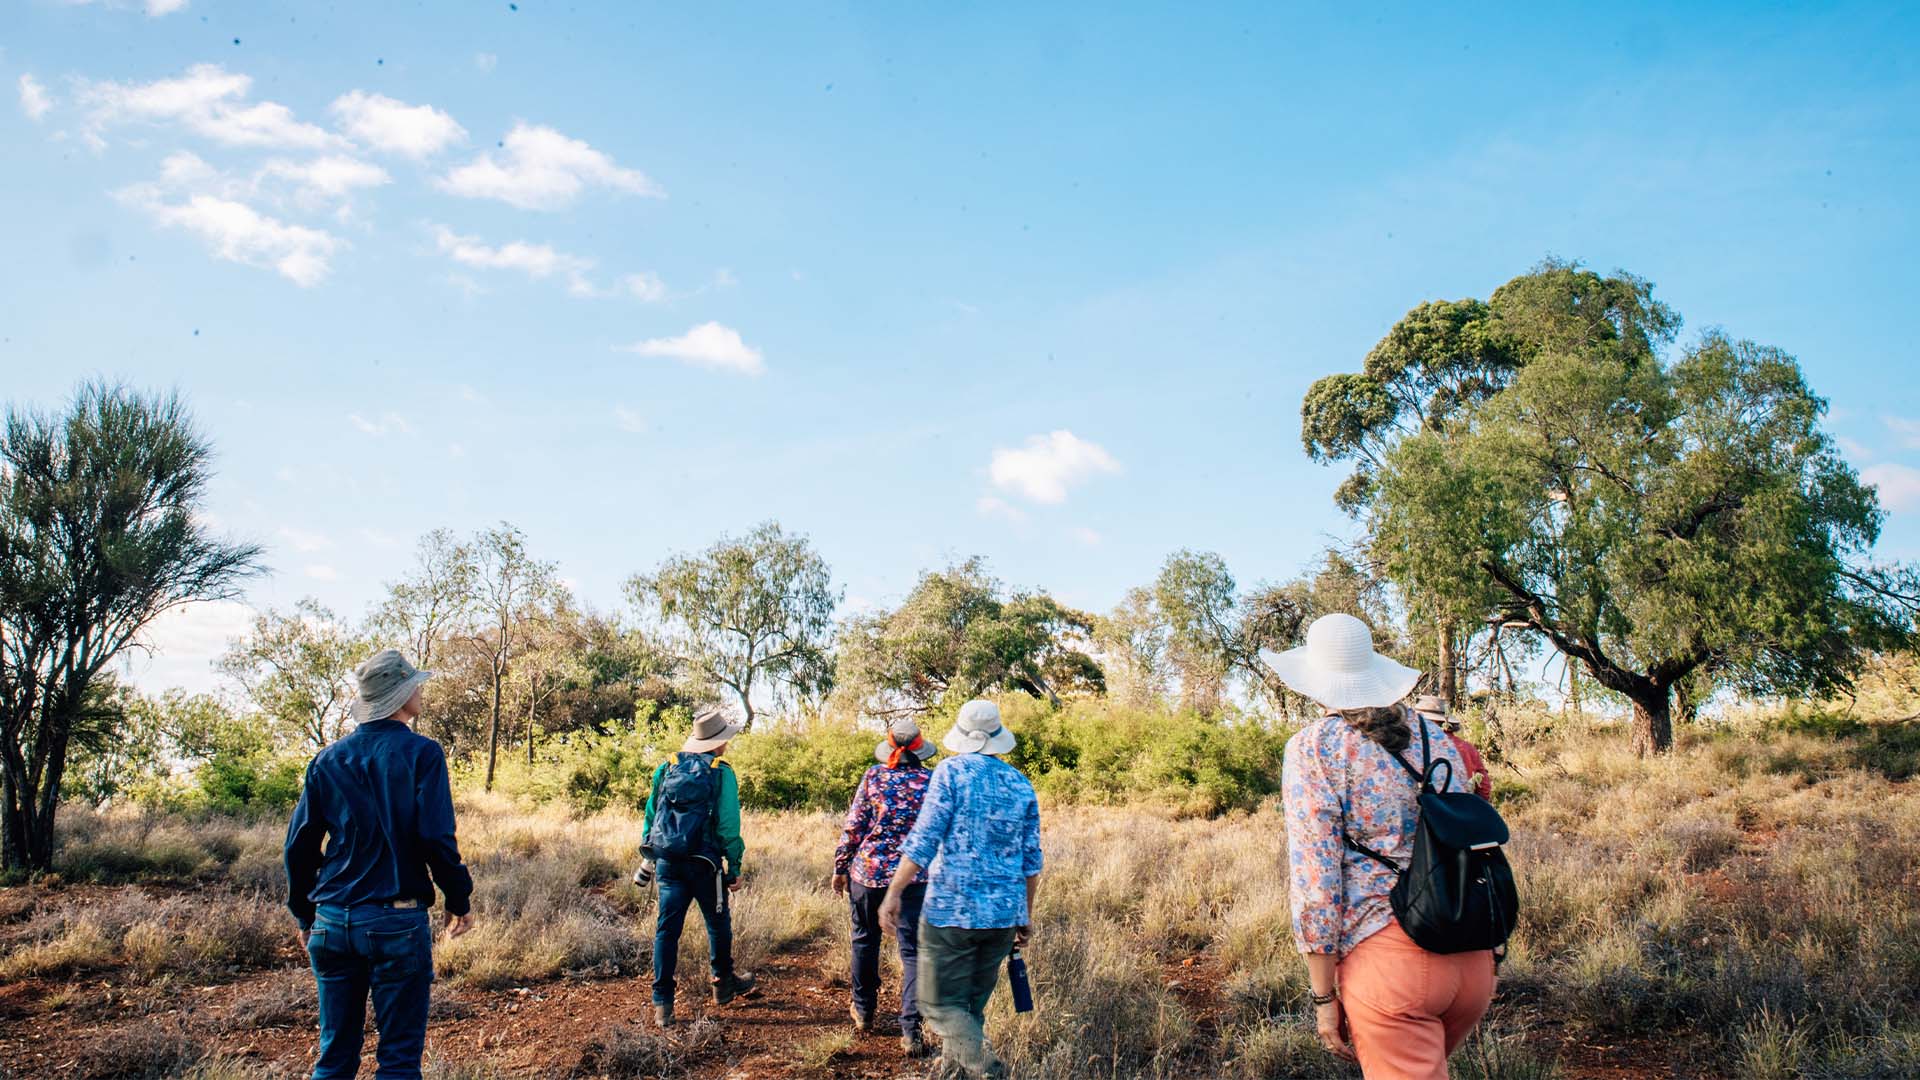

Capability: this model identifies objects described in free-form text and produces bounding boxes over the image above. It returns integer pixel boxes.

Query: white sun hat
[1263,613,1423,711]
[941,699,1016,756]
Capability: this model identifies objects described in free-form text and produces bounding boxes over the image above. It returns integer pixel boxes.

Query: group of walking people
[284,612,1506,1080]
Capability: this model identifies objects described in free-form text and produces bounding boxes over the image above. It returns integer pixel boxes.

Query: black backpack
[644,752,722,866]
[1345,718,1519,956]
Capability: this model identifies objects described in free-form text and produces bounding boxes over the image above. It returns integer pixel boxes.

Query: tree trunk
[1438,619,1458,707]
[1629,688,1673,757]
[484,668,502,791]
[525,692,537,768]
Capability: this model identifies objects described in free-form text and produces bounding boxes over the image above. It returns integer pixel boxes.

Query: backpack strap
[1343,833,1404,874]
[1342,710,1432,874]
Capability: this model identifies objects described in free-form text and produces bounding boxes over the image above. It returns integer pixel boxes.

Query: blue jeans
[849,880,925,1035]
[652,858,734,1006]
[306,904,433,1080]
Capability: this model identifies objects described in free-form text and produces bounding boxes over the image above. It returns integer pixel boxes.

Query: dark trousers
[305,903,433,1080]
[652,857,734,1006]
[848,880,926,1034]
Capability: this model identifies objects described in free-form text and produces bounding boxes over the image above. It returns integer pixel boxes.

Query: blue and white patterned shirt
[901,753,1044,929]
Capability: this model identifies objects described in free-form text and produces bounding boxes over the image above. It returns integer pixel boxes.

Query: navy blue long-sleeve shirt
[283,719,474,930]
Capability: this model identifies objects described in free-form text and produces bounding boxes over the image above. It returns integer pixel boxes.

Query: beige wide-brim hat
[942,699,1016,756]
[351,648,434,723]
[874,719,938,765]
[1263,613,1422,712]
[682,707,746,753]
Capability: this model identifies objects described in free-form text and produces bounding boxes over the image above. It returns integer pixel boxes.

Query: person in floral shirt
[1272,614,1494,1080]
[832,718,937,1055]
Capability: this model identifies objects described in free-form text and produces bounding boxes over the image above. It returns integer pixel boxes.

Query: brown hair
[1338,703,1412,754]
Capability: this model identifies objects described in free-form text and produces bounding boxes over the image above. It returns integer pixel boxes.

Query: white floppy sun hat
[942,699,1016,756]
[1263,613,1422,711]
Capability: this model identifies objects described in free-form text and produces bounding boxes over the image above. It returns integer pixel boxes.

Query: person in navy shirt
[285,649,475,1080]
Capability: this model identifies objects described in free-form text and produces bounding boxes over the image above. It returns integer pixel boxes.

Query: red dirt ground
[0,885,1722,1079]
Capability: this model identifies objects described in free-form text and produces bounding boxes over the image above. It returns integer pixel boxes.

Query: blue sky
[5,1,1918,693]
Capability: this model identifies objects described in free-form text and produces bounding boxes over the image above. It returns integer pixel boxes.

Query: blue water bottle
[1007,948,1034,1013]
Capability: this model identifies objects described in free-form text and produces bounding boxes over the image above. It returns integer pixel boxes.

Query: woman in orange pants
[1273,614,1497,1079]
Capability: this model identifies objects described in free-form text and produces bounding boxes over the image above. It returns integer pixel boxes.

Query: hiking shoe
[711,971,758,1005]
[901,1031,931,1058]
[652,1003,674,1029]
[850,1002,874,1032]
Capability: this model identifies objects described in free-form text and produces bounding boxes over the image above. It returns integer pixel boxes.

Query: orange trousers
[1336,919,1496,1080]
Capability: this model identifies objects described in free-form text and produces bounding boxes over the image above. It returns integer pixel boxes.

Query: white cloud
[304,564,340,581]
[621,272,668,302]
[431,224,596,294]
[348,412,413,436]
[18,74,51,122]
[618,322,764,376]
[613,405,647,433]
[117,179,343,286]
[120,599,253,695]
[1863,463,1920,512]
[474,53,498,72]
[146,0,188,13]
[1883,416,1920,450]
[1834,435,1874,462]
[260,155,391,203]
[988,430,1121,504]
[80,64,341,150]
[277,526,333,553]
[976,495,1027,523]
[437,122,664,210]
[1071,526,1103,546]
[330,90,465,159]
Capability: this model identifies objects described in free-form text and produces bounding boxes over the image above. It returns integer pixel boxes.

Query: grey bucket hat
[351,649,434,723]
[874,718,938,766]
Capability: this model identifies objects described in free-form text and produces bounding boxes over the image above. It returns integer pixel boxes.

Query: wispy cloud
[621,272,668,302]
[277,526,333,553]
[18,75,51,122]
[79,64,342,150]
[438,122,664,210]
[1070,526,1103,546]
[618,322,764,376]
[474,53,498,73]
[348,412,413,436]
[976,495,1027,523]
[1883,416,1920,450]
[431,224,595,294]
[1863,463,1920,512]
[117,173,343,286]
[613,405,647,433]
[330,90,465,159]
[988,430,1121,504]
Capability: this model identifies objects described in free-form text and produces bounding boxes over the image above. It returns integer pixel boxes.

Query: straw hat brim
[1263,645,1422,711]
[352,670,434,723]
[874,739,938,765]
[941,726,1016,756]
[683,718,745,753]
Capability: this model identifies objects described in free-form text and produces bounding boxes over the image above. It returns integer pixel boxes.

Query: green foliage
[627,520,839,727]
[474,701,692,813]
[725,725,877,812]
[218,597,366,751]
[835,557,1103,716]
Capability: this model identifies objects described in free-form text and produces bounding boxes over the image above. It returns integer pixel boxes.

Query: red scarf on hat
[886,731,926,769]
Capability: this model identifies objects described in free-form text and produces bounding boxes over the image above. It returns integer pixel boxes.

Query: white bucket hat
[875,718,938,766]
[942,699,1015,756]
[1263,613,1422,711]
[351,649,434,723]
[682,706,746,753]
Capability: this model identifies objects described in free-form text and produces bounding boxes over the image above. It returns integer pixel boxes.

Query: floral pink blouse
[1282,712,1467,956]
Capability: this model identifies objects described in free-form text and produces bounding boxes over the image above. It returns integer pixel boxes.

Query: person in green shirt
[639,707,756,1027]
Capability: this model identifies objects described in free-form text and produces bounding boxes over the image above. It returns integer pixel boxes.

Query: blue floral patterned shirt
[834,763,933,889]
[1282,713,1467,956]
[900,753,1044,929]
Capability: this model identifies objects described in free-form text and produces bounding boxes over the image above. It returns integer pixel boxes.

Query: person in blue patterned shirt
[879,700,1043,1080]
[832,718,938,1056]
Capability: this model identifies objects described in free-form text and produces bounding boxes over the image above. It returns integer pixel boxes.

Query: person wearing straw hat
[1270,614,1492,1080]
[640,706,756,1027]
[832,719,939,1055]
[878,700,1043,1080]
[284,648,476,1080]
[1411,695,1492,801]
